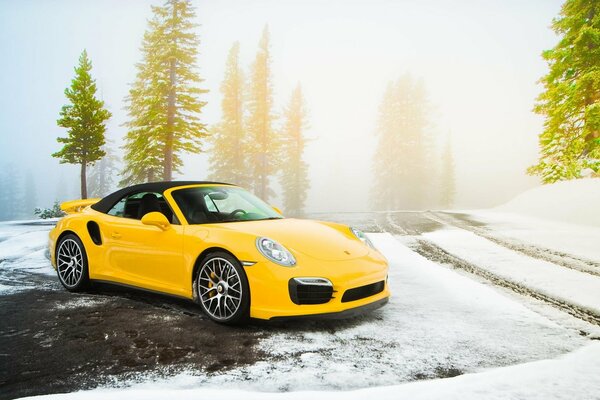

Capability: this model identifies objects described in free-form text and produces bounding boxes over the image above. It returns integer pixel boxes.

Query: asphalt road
[0,212,597,400]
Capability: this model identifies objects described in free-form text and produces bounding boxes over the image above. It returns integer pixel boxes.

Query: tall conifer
[372,75,430,210]
[208,42,249,186]
[280,84,310,216]
[52,50,111,199]
[247,26,278,200]
[122,0,207,184]
[529,0,600,182]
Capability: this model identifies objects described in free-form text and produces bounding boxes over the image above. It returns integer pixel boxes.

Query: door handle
[111,232,122,239]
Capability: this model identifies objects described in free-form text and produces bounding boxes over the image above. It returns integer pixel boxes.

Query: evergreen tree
[121,0,207,184]
[52,50,111,199]
[528,0,600,183]
[208,42,250,186]
[439,137,455,209]
[247,26,278,200]
[372,75,430,210]
[89,142,119,197]
[279,84,310,216]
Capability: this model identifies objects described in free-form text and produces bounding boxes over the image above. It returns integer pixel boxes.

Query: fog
[0,0,561,216]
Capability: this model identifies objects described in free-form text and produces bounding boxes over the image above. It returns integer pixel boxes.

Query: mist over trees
[529,0,600,183]
[372,75,436,210]
[88,143,119,198]
[207,28,311,214]
[246,27,279,202]
[279,84,310,217]
[439,138,455,209]
[208,42,250,186]
[52,50,111,199]
[121,0,207,185]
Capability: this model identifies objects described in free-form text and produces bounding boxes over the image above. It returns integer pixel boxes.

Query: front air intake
[341,281,385,303]
[289,278,334,305]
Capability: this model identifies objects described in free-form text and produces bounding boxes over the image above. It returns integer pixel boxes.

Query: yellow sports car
[49,182,390,324]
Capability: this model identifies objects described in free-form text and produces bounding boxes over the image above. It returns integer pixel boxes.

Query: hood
[217,218,368,261]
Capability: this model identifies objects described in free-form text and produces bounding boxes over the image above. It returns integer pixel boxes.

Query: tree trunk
[81,162,88,199]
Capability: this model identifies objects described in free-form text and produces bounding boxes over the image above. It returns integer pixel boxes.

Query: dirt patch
[0,286,269,400]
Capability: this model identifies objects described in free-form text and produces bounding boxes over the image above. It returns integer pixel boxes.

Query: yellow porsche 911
[49,182,389,324]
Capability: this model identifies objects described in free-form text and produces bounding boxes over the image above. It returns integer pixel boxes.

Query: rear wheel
[56,234,90,291]
[196,252,250,325]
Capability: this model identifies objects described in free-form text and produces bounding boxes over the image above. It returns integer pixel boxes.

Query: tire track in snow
[425,211,600,277]
[410,239,600,327]
[378,212,600,327]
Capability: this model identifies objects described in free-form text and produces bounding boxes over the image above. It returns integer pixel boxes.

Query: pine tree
[280,84,310,216]
[89,142,119,197]
[247,26,278,200]
[121,0,207,184]
[528,0,600,183]
[372,75,430,210]
[439,137,455,209]
[52,50,111,199]
[208,42,250,186]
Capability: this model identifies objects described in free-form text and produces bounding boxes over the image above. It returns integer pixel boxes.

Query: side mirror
[141,212,170,231]
[272,206,283,215]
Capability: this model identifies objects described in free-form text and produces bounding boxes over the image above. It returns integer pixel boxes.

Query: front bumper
[245,251,390,320]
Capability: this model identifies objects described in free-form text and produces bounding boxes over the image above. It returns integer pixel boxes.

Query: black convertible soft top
[91,181,233,214]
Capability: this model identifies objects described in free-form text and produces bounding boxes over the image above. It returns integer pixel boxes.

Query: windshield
[171,186,283,224]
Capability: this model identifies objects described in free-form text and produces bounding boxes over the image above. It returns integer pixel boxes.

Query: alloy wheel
[57,238,84,288]
[197,257,243,321]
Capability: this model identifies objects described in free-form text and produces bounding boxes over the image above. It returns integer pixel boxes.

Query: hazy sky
[0,0,563,212]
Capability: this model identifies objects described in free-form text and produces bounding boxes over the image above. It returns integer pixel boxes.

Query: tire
[195,252,250,325]
[56,233,90,291]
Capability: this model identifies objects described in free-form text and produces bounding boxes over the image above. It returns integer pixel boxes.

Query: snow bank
[495,178,600,227]
[20,341,600,400]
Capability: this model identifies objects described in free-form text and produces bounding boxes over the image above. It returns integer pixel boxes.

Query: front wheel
[196,252,250,325]
[56,234,90,291]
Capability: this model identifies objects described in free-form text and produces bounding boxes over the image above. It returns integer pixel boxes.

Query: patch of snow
[423,228,600,315]
[494,178,600,227]
[53,296,112,310]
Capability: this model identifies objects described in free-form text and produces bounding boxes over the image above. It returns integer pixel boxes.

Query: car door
[101,192,187,297]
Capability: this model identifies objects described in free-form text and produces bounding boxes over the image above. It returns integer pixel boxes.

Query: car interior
[108,192,178,224]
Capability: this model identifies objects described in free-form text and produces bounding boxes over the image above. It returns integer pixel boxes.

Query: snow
[19,341,600,400]
[494,178,600,227]
[15,233,598,399]
[465,210,600,262]
[0,221,56,294]
[2,219,599,399]
[423,227,600,315]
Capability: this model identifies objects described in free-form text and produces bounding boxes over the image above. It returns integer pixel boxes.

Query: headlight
[350,227,375,249]
[256,237,296,267]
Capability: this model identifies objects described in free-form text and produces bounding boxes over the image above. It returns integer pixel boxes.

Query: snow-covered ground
[12,232,600,400]
[494,178,600,227]
[20,341,600,400]
[3,180,600,399]
[423,227,600,315]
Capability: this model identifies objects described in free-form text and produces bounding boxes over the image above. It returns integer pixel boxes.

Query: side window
[105,191,176,223]
[107,197,126,217]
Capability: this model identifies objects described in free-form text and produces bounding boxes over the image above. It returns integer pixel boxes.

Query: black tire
[55,233,90,291]
[195,251,250,325]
